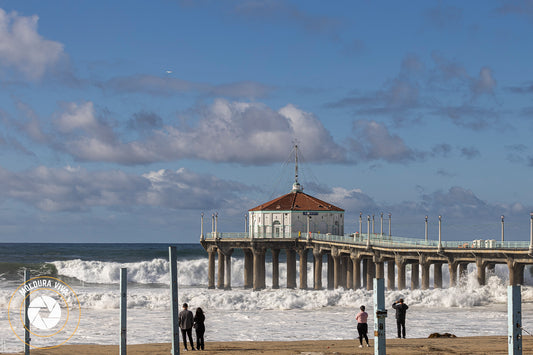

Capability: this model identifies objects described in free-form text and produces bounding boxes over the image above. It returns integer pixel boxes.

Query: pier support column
[351,253,361,290]
[459,263,468,282]
[410,263,419,290]
[366,258,375,291]
[340,256,347,288]
[207,246,216,289]
[433,263,443,289]
[362,258,368,289]
[272,249,280,289]
[224,249,234,290]
[313,248,323,290]
[252,248,266,291]
[327,253,334,290]
[243,249,253,289]
[387,260,395,290]
[448,260,458,287]
[476,257,487,286]
[217,249,225,289]
[222,250,232,291]
[374,255,384,279]
[286,249,297,289]
[346,256,353,289]
[331,247,341,289]
[420,255,430,290]
[299,248,308,290]
[507,259,524,286]
[396,256,406,290]
[487,263,496,274]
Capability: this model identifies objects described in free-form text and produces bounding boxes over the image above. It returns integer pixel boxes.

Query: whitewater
[2,247,533,352]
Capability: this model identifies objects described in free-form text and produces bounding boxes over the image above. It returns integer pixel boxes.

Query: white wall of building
[249,211,344,237]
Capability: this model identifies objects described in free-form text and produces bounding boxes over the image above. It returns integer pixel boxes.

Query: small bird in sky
[165,70,173,74]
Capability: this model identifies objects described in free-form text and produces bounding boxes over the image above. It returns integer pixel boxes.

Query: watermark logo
[8,276,81,349]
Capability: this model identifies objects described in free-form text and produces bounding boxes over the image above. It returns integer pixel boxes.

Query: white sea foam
[5,265,527,312]
[2,258,533,352]
[2,264,533,353]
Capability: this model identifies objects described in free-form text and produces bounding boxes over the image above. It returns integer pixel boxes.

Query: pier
[201,220,533,291]
[201,145,533,292]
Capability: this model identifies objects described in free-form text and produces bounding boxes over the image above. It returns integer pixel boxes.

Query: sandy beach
[4,336,531,355]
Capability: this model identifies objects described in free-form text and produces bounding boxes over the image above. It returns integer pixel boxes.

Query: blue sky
[1,0,533,243]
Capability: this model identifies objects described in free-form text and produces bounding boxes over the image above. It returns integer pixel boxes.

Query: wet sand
[4,336,531,355]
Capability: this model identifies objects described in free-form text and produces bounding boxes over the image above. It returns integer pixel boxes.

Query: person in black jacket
[392,298,409,338]
[193,307,206,350]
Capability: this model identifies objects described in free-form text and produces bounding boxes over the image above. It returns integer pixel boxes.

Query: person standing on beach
[392,298,409,339]
[194,307,206,350]
[179,303,195,351]
[355,305,370,348]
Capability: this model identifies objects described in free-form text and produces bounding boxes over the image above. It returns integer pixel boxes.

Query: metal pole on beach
[169,246,180,355]
[508,285,522,355]
[120,268,127,355]
[373,278,387,355]
[24,269,30,355]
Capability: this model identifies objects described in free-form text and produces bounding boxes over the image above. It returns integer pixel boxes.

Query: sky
[0,0,533,243]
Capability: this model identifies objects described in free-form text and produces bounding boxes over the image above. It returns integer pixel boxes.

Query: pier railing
[204,232,530,249]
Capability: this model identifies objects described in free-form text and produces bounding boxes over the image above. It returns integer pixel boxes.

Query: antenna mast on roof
[292,144,303,192]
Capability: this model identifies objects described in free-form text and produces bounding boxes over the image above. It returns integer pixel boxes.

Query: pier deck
[201,232,533,291]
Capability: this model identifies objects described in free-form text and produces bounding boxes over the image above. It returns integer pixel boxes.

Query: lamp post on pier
[380,212,384,235]
[211,213,215,238]
[529,212,533,255]
[501,215,505,242]
[367,215,371,248]
[359,212,362,235]
[215,212,218,238]
[425,216,428,242]
[200,213,204,241]
[438,215,442,252]
[388,213,392,237]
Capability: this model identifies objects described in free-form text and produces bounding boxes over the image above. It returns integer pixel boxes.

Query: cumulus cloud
[327,56,423,123]
[316,186,377,213]
[0,165,249,212]
[0,9,65,80]
[327,53,501,130]
[299,183,531,238]
[430,104,499,130]
[348,120,419,163]
[48,99,346,165]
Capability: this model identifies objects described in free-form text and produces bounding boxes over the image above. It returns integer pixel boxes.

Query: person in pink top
[355,305,370,348]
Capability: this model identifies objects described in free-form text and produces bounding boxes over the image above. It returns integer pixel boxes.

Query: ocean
[1,243,533,352]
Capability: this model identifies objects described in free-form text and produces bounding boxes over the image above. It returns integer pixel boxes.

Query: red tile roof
[249,191,344,212]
